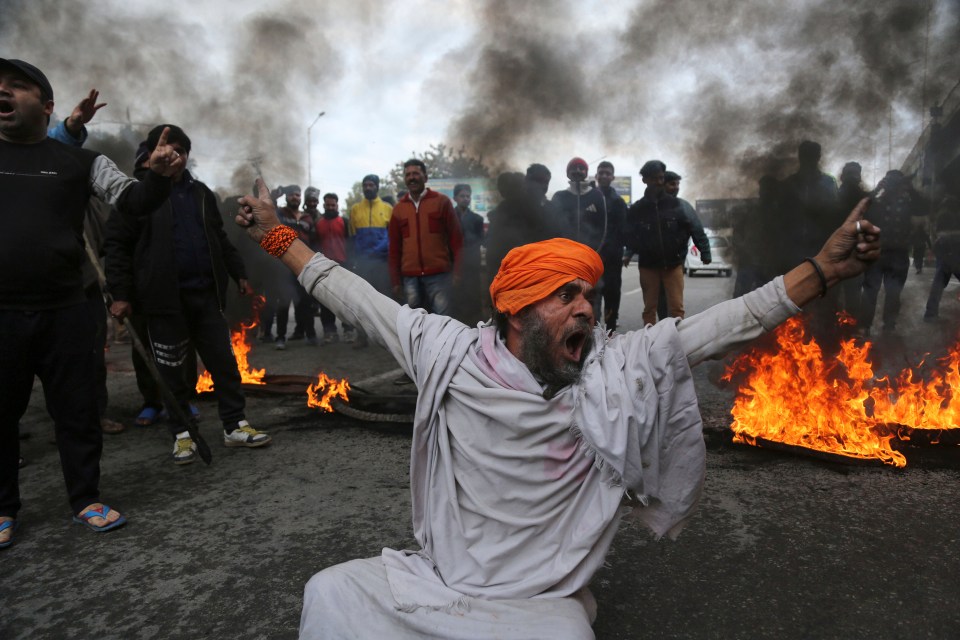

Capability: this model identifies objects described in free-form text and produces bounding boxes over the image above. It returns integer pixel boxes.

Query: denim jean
[402,272,453,315]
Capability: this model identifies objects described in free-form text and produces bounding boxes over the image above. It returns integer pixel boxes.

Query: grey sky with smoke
[2,0,957,200]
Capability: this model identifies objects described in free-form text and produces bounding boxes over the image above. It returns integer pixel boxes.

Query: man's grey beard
[519,310,594,399]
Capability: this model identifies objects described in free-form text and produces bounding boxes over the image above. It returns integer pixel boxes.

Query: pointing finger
[155,126,171,150]
[844,197,870,226]
[256,178,272,202]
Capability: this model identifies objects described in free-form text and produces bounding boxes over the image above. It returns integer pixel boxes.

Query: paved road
[4,266,959,639]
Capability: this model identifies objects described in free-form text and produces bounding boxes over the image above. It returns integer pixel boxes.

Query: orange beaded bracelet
[260,225,299,257]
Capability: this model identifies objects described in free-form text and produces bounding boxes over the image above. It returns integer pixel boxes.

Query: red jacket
[315,214,348,264]
[388,189,463,286]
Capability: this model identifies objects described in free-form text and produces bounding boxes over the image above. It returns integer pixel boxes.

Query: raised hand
[65,88,107,135]
[147,126,186,177]
[235,178,281,243]
[814,197,881,282]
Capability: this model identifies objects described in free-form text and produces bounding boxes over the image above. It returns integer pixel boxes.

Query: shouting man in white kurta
[236,181,880,640]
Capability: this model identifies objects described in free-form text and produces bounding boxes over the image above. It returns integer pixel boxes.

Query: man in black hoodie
[106,124,271,465]
[623,160,700,326]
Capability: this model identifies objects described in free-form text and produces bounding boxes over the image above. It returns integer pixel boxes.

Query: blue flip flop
[135,405,162,426]
[0,519,18,549]
[73,505,127,533]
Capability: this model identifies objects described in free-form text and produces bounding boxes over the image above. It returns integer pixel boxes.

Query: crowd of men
[252,138,955,357]
[1,54,953,639]
[731,140,954,340]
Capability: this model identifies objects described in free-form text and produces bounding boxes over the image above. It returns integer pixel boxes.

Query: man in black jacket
[1,59,183,546]
[594,161,627,332]
[857,170,926,335]
[552,157,612,322]
[623,160,701,326]
[485,165,562,293]
[660,169,711,321]
[106,125,271,465]
[451,183,486,325]
[837,162,869,318]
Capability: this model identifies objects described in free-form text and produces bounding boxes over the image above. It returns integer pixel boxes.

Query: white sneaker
[223,420,271,448]
[172,431,197,465]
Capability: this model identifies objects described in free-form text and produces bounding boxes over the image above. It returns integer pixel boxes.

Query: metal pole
[307,111,325,187]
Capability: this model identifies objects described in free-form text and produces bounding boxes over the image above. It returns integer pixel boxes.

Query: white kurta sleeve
[677,276,800,366]
[298,252,405,362]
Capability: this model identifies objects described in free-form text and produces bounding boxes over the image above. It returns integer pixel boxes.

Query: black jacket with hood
[105,168,247,315]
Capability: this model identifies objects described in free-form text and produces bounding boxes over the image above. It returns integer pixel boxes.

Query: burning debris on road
[723,314,960,467]
[195,295,351,412]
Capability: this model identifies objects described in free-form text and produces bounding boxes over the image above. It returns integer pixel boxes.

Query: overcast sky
[4,0,957,201]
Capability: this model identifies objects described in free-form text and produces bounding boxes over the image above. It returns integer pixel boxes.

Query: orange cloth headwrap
[490,238,604,315]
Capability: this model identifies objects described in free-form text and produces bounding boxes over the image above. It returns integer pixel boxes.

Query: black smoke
[446,0,959,197]
[1,0,345,193]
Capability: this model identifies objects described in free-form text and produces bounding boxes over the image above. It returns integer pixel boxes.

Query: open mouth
[0,99,14,117]
[564,329,588,362]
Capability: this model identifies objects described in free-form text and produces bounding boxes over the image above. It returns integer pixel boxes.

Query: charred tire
[331,398,413,423]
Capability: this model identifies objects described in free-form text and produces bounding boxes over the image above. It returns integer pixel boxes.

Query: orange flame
[723,316,960,468]
[306,373,351,412]
[196,295,267,393]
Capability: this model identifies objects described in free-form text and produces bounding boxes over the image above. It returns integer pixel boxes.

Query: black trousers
[0,304,102,518]
[601,258,623,331]
[925,257,960,318]
[260,273,296,338]
[129,313,196,408]
[147,288,245,436]
[86,284,109,416]
[293,283,317,338]
[860,249,910,331]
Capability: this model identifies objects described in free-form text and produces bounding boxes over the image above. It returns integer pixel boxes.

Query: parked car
[685,232,733,277]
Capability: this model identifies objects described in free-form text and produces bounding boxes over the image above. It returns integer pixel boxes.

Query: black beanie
[145,124,191,153]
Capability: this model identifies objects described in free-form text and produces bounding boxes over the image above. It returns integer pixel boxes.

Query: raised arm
[92,126,186,215]
[64,88,106,139]
[679,198,880,364]
[47,88,106,146]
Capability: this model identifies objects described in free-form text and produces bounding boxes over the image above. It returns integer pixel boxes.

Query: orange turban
[490,238,604,315]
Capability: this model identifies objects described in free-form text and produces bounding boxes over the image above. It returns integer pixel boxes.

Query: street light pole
[307,111,325,188]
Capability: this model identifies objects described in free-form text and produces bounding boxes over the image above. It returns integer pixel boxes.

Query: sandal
[101,418,126,434]
[135,405,162,426]
[73,504,127,533]
[0,519,17,549]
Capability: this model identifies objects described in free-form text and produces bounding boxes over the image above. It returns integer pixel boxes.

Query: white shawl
[298,254,799,609]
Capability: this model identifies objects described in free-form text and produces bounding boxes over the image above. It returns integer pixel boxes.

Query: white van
[685,231,733,277]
